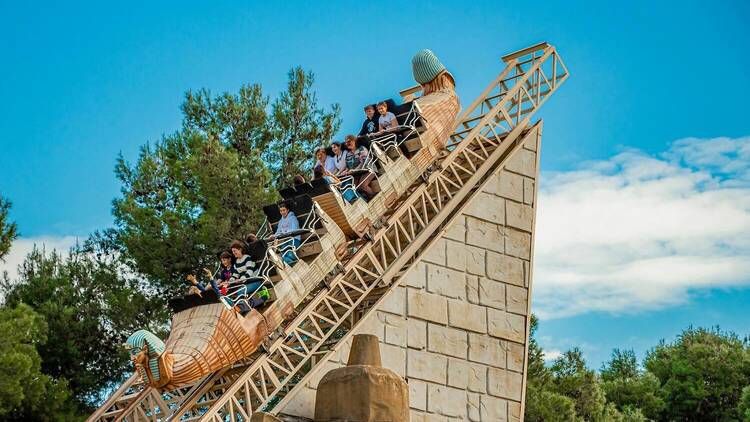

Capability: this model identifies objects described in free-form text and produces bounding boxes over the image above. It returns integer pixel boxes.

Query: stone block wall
[280,125,542,421]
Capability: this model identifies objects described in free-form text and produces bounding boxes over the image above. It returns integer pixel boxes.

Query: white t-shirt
[379,112,397,130]
[333,151,348,175]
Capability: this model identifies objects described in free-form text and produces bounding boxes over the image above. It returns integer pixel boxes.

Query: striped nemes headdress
[126,330,166,382]
[412,49,446,85]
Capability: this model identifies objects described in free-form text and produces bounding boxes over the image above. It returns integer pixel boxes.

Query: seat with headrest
[309,178,332,197]
[263,204,282,225]
[295,183,313,197]
[246,240,268,262]
[279,186,297,200]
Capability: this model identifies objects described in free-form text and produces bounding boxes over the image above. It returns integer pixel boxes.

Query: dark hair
[377,101,388,109]
[279,200,291,211]
[230,240,244,252]
[293,174,305,185]
[219,250,232,260]
[245,233,258,243]
[313,165,324,180]
[331,141,342,150]
[364,104,375,111]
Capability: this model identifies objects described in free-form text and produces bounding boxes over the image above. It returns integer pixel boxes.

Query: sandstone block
[467,392,481,421]
[446,240,485,276]
[423,238,447,265]
[444,216,466,242]
[478,277,506,310]
[523,177,535,205]
[411,410,427,422]
[409,379,428,411]
[485,170,524,203]
[407,350,447,384]
[407,318,427,350]
[486,252,524,286]
[427,384,467,418]
[506,285,529,315]
[505,148,536,178]
[509,401,522,422]
[505,201,534,233]
[408,289,448,324]
[405,262,427,288]
[448,299,487,333]
[357,311,384,337]
[447,358,469,389]
[283,386,316,418]
[506,342,525,372]
[427,265,466,299]
[428,324,468,359]
[381,286,406,315]
[468,363,487,393]
[480,395,509,421]
[488,309,526,344]
[505,229,531,260]
[468,333,506,368]
[464,192,505,224]
[523,133,538,151]
[381,343,406,377]
[467,275,479,304]
[488,367,523,401]
[384,316,407,347]
[465,217,504,253]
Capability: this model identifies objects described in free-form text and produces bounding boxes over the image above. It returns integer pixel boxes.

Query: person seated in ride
[185,250,233,298]
[313,147,336,178]
[340,135,376,200]
[330,141,348,176]
[358,104,379,137]
[313,164,358,203]
[376,101,398,133]
[293,174,306,186]
[270,201,301,265]
[226,240,263,315]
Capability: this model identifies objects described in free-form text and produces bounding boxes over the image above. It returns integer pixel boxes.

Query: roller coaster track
[86,42,567,422]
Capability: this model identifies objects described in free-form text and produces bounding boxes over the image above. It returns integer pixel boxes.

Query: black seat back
[263,204,282,225]
[309,178,331,197]
[279,186,297,200]
[295,183,313,197]
[293,194,314,217]
[247,240,268,261]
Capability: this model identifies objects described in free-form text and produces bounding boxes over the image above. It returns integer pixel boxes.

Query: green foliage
[266,67,341,187]
[549,348,609,421]
[601,350,664,419]
[0,194,18,261]
[2,246,167,413]
[112,129,275,297]
[645,327,750,421]
[525,383,582,422]
[111,68,339,296]
[0,303,79,421]
[739,386,750,421]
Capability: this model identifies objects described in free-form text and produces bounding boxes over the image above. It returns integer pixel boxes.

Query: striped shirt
[230,255,256,282]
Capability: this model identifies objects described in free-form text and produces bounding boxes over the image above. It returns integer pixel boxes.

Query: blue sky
[1,1,749,368]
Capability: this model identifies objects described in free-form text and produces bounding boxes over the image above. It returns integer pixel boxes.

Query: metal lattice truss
[86,42,567,422]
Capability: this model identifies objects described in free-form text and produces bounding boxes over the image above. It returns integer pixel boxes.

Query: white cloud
[543,349,563,362]
[1,236,80,281]
[534,136,750,319]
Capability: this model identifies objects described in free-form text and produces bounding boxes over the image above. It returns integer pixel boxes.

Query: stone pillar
[280,124,543,422]
[314,334,409,422]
